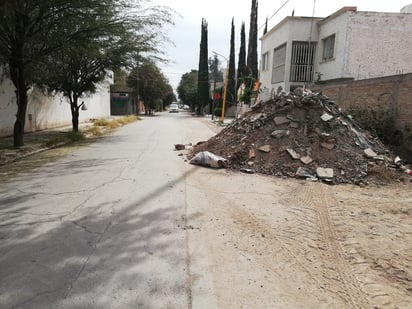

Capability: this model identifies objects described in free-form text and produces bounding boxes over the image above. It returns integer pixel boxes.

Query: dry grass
[93,115,139,129]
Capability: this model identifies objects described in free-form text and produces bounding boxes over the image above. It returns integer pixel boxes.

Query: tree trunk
[70,97,80,132]
[12,59,29,147]
[13,88,28,147]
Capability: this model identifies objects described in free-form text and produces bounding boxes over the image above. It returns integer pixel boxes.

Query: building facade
[0,67,113,136]
[259,6,412,94]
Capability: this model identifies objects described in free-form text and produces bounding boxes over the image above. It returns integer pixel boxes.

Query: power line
[258,0,291,31]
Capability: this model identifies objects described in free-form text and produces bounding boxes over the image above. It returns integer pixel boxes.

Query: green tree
[247,0,258,79]
[0,0,175,143]
[0,0,85,146]
[227,18,237,106]
[197,18,210,115]
[237,22,247,89]
[127,61,170,115]
[177,70,198,110]
[37,1,173,131]
[209,56,223,83]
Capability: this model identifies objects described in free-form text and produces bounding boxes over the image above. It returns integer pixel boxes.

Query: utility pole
[213,52,229,124]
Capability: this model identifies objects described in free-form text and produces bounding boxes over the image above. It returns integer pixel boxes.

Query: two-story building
[259,6,412,94]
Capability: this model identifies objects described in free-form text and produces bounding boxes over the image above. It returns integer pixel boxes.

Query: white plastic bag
[190,151,228,168]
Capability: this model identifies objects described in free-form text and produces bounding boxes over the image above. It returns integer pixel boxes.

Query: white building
[259,6,412,93]
[0,68,113,136]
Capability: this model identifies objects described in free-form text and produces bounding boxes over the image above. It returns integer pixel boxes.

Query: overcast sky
[153,0,411,91]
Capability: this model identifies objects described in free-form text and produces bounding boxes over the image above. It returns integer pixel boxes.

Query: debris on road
[189,89,409,184]
[189,151,228,168]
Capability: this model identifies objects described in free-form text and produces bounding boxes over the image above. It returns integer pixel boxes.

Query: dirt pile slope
[190,89,406,184]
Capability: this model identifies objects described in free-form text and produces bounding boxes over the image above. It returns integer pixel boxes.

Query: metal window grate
[290,41,316,82]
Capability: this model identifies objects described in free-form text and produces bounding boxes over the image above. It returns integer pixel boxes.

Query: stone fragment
[316,167,334,179]
[250,113,266,122]
[174,144,185,150]
[289,122,299,129]
[259,145,271,153]
[274,116,290,126]
[286,148,300,160]
[287,115,298,122]
[240,168,254,174]
[271,130,289,138]
[248,148,256,159]
[247,161,255,166]
[300,156,313,165]
[321,142,335,150]
[321,113,333,122]
[364,148,377,158]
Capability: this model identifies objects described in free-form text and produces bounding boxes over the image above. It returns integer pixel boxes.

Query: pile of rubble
[189,88,408,185]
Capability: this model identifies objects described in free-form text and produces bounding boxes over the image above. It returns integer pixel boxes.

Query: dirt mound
[190,89,406,185]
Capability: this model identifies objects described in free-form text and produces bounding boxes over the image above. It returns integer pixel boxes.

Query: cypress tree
[227,18,236,106]
[237,22,247,89]
[197,18,210,115]
[247,0,258,80]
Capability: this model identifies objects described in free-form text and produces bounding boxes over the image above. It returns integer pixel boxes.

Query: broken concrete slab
[321,113,333,122]
[274,116,290,126]
[286,148,300,160]
[316,167,334,179]
[271,130,289,138]
[364,148,377,158]
[258,145,271,153]
[300,156,313,165]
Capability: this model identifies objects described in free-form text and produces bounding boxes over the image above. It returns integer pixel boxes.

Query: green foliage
[0,0,175,143]
[127,60,171,115]
[348,107,403,146]
[227,18,237,106]
[247,0,259,79]
[237,22,247,88]
[177,70,198,109]
[209,55,224,83]
[197,18,210,115]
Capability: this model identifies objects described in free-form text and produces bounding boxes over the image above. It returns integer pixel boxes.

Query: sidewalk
[0,124,92,166]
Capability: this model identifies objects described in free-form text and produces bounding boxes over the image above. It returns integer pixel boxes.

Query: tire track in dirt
[290,182,370,308]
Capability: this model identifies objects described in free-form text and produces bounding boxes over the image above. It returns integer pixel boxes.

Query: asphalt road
[0,112,217,309]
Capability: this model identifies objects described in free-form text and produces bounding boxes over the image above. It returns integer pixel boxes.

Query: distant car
[169,103,179,113]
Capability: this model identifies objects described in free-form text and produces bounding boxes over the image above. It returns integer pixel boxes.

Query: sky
[153,0,412,91]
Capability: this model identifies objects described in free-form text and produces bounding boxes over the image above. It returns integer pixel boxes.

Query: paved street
[0,112,216,308]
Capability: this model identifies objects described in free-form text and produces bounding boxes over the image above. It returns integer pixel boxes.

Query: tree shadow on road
[0,166,202,308]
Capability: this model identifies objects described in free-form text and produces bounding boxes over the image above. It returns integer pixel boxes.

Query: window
[272,43,286,83]
[322,34,335,61]
[261,52,269,71]
[290,41,316,82]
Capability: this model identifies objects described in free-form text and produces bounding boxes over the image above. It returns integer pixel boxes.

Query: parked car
[169,103,179,113]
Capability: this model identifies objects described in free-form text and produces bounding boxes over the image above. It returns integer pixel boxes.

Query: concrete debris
[259,145,271,153]
[286,148,300,160]
[316,167,334,179]
[364,148,378,158]
[300,156,313,165]
[189,91,407,184]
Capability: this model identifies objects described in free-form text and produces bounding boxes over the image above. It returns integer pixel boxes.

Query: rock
[321,113,333,122]
[289,122,299,129]
[364,148,377,158]
[249,148,256,159]
[240,168,255,174]
[274,116,290,126]
[286,148,300,160]
[316,167,334,179]
[300,156,313,165]
[174,144,185,150]
[259,145,271,153]
[271,130,289,138]
[250,113,266,122]
[248,161,254,166]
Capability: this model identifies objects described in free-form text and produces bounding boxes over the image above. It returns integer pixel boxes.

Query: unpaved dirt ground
[187,168,412,308]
